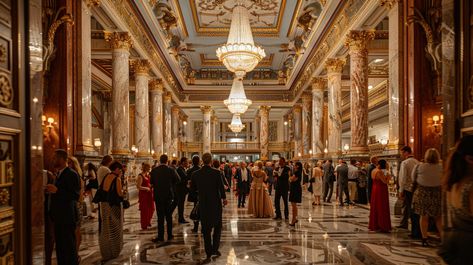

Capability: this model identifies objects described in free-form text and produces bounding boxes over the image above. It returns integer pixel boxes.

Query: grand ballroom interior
[1,0,473,264]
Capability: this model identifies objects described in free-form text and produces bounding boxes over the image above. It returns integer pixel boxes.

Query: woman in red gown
[369,159,391,233]
[137,162,154,230]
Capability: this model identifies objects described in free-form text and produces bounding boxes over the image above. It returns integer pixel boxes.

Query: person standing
[247,161,274,218]
[97,155,113,184]
[136,162,154,230]
[150,154,179,242]
[85,162,98,217]
[336,161,350,206]
[176,157,190,224]
[411,148,443,246]
[397,146,420,237]
[274,157,291,220]
[322,160,335,203]
[67,156,84,255]
[347,159,359,203]
[264,162,274,195]
[235,162,251,208]
[224,161,232,192]
[356,162,368,204]
[187,155,201,232]
[369,159,392,233]
[367,156,378,203]
[289,162,303,226]
[311,161,323,205]
[45,149,81,265]
[190,153,227,263]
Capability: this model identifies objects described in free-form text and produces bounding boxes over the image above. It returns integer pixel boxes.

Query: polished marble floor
[75,190,443,265]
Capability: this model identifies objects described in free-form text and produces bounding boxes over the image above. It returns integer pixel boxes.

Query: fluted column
[325,58,345,157]
[163,92,172,155]
[254,116,261,142]
[311,77,326,157]
[259,105,271,161]
[211,116,218,143]
[171,105,180,157]
[293,105,302,158]
[201,106,212,154]
[283,114,289,143]
[301,93,312,156]
[346,30,375,155]
[105,32,133,155]
[149,79,164,157]
[133,59,151,157]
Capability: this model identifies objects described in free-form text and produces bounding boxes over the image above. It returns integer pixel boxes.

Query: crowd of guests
[44,135,473,265]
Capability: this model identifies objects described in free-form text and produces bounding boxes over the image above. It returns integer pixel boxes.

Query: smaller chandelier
[224,77,252,114]
[228,114,245,133]
[216,2,265,78]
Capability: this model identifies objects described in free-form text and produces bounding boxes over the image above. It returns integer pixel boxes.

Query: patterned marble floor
[75,191,443,265]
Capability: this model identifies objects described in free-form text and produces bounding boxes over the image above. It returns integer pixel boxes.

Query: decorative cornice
[379,0,400,10]
[149,78,164,93]
[104,31,133,50]
[133,59,151,75]
[325,58,345,73]
[345,30,376,52]
[311,77,326,91]
[200,105,212,114]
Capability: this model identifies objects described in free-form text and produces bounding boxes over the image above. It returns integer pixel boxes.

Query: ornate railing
[211,142,260,151]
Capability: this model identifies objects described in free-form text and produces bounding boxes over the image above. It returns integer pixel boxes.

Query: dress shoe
[273,216,282,220]
[396,225,408,229]
[168,235,174,241]
[212,251,222,257]
[421,238,430,247]
[202,257,212,264]
[152,237,164,243]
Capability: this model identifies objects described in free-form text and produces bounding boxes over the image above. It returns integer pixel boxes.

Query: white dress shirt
[241,168,248,182]
[398,156,419,192]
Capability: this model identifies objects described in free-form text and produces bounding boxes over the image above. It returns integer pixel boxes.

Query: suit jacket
[274,166,291,192]
[323,163,335,183]
[150,164,179,205]
[235,167,252,194]
[50,167,81,225]
[176,166,188,192]
[190,165,226,227]
[187,165,201,202]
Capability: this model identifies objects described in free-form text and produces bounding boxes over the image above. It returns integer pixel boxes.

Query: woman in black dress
[289,161,303,226]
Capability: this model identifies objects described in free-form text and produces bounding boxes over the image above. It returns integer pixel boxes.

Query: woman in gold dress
[247,161,274,218]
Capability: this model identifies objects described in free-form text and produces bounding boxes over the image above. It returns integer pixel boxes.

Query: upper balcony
[181,141,291,154]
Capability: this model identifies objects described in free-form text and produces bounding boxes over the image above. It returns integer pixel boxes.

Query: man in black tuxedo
[187,155,201,232]
[45,149,81,265]
[223,161,232,192]
[176,157,190,223]
[274,157,291,220]
[235,162,251,208]
[150,154,179,242]
[190,153,227,263]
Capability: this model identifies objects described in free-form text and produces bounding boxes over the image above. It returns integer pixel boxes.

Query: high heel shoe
[289,220,299,226]
[421,238,430,247]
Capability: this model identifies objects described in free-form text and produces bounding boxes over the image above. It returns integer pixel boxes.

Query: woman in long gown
[137,162,154,230]
[368,159,391,233]
[99,161,124,261]
[311,161,323,206]
[247,161,274,218]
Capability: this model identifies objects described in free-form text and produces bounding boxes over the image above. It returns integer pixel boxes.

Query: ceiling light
[224,77,252,114]
[228,114,246,133]
[368,85,373,90]
[216,2,265,78]
[373,58,384,63]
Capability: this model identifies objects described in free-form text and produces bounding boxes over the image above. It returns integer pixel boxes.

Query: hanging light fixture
[216,2,266,79]
[228,114,245,133]
[224,77,252,115]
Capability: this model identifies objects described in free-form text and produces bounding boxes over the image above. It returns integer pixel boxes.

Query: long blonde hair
[68,156,83,176]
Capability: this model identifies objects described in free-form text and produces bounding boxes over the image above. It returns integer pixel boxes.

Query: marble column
[201,106,212,154]
[254,116,261,142]
[171,105,180,157]
[133,59,151,157]
[149,79,164,157]
[105,31,133,155]
[163,92,172,155]
[325,58,345,157]
[259,105,271,161]
[301,93,312,156]
[283,115,289,143]
[211,116,218,143]
[311,77,326,157]
[346,30,375,155]
[76,0,96,154]
[382,0,404,150]
[293,105,302,158]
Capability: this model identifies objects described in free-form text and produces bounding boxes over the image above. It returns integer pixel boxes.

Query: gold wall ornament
[104,31,133,50]
[379,0,400,10]
[85,0,101,8]
[0,188,10,206]
[133,59,151,75]
[0,44,6,63]
[43,7,74,73]
[345,30,376,53]
[324,58,345,73]
[0,73,13,107]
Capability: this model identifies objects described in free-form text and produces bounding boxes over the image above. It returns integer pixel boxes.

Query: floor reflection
[73,191,442,265]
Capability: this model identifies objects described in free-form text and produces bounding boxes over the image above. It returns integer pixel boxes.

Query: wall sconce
[380,138,388,145]
[94,138,102,148]
[183,120,187,126]
[309,149,313,155]
[431,114,443,134]
[343,144,350,152]
[151,150,155,156]
[324,148,328,154]
[131,145,138,155]
[297,152,302,157]
[284,121,288,126]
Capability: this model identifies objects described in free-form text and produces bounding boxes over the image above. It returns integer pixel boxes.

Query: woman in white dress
[311,161,324,205]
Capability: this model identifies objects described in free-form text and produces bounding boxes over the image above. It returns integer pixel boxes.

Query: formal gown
[247,170,274,218]
[368,170,391,232]
[289,171,303,203]
[138,174,154,230]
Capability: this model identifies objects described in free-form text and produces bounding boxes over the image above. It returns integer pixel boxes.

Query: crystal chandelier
[216,2,266,79]
[228,114,245,133]
[224,77,252,115]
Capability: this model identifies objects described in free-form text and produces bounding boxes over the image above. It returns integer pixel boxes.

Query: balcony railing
[211,142,260,152]
[181,141,292,153]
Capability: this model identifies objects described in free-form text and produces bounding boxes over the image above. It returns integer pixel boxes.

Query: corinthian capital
[149,78,164,93]
[163,92,172,103]
[200,105,212,114]
[345,30,375,52]
[85,0,100,8]
[133,59,151,75]
[104,31,133,50]
[259,105,271,116]
[325,58,345,73]
[311,77,326,91]
[379,0,400,9]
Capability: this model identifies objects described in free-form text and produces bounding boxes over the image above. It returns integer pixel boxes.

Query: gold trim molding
[199,54,274,67]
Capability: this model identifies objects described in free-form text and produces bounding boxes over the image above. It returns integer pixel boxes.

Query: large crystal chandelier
[224,77,252,115]
[228,114,245,133]
[216,2,266,79]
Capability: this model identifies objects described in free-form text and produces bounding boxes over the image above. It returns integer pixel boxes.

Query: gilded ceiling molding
[85,0,101,8]
[133,59,151,75]
[345,30,376,53]
[104,31,133,50]
[379,0,400,10]
[324,58,345,73]
[311,77,326,91]
[149,78,164,92]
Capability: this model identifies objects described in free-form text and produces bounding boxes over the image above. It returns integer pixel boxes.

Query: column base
[348,146,370,160]
[76,143,96,153]
[112,149,131,156]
